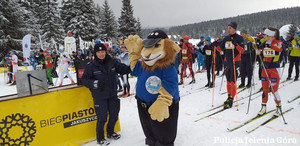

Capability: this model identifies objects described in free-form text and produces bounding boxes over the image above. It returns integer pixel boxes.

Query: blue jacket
[82,55,131,100]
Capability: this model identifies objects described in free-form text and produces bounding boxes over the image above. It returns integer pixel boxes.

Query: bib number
[263,48,275,57]
[182,49,187,54]
[225,41,234,49]
[205,50,212,55]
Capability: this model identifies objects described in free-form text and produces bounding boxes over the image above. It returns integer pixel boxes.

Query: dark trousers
[240,54,253,85]
[137,99,179,146]
[205,61,212,84]
[288,56,300,79]
[94,97,120,142]
[121,74,130,93]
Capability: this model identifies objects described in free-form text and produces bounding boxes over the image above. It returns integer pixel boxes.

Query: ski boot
[223,96,233,110]
[97,139,110,146]
[107,133,121,140]
[216,71,219,76]
[274,105,282,117]
[205,82,211,87]
[178,81,183,85]
[238,83,245,88]
[258,104,266,116]
[287,76,291,80]
[246,83,251,88]
[294,77,298,81]
[189,79,195,84]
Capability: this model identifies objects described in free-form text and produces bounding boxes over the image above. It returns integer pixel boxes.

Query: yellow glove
[148,86,173,122]
[124,35,143,70]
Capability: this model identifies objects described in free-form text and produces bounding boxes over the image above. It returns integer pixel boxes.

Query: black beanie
[94,43,107,53]
[228,22,237,30]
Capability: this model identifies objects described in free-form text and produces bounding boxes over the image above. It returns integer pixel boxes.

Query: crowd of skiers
[175,22,300,117]
[1,22,300,146]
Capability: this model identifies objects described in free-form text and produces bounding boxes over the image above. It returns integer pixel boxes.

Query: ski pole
[231,37,239,110]
[258,52,288,124]
[212,46,216,107]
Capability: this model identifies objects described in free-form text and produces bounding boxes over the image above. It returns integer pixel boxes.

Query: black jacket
[82,55,131,100]
[220,33,244,66]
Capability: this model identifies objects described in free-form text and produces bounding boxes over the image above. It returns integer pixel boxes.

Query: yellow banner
[0,87,120,146]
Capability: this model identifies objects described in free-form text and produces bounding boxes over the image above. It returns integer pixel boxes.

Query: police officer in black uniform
[82,43,131,145]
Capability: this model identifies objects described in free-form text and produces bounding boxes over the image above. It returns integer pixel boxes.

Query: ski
[227,109,276,132]
[287,95,300,103]
[194,108,224,122]
[246,107,294,134]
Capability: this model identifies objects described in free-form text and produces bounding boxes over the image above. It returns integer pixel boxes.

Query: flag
[79,36,84,51]
[22,34,31,66]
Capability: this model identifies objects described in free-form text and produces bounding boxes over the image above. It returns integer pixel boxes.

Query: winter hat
[295,32,300,37]
[179,39,184,43]
[241,29,247,34]
[263,28,275,37]
[43,50,48,54]
[143,30,168,47]
[256,32,263,38]
[183,35,189,40]
[205,36,211,43]
[95,39,101,45]
[228,22,237,30]
[94,43,107,53]
[200,36,205,39]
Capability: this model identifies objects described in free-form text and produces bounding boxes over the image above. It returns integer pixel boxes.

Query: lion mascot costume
[125,30,180,146]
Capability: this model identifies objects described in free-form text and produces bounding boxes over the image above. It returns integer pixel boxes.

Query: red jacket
[180,43,194,62]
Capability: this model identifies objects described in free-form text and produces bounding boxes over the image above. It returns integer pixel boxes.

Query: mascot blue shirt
[132,61,179,103]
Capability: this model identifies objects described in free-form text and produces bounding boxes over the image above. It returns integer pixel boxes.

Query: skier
[239,30,256,88]
[197,36,206,72]
[9,51,18,85]
[258,27,283,116]
[218,22,245,109]
[199,36,214,87]
[118,45,131,97]
[58,48,75,86]
[82,43,131,145]
[179,35,195,85]
[287,31,300,81]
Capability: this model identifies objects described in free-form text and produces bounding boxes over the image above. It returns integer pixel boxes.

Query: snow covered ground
[1,63,300,146]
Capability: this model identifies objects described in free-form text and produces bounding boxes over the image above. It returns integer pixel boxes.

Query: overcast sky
[93,0,300,28]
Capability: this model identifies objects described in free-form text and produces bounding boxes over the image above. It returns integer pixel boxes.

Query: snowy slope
[1,63,300,146]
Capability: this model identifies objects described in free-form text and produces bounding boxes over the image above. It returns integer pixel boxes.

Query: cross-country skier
[258,27,283,116]
[239,30,257,88]
[199,36,214,87]
[179,35,195,85]
[218,22,245,109]
[118,45,131,97]
[287,31,300,81]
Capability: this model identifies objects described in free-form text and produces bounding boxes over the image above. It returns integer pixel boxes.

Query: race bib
[145,76,161,94]
[225,41,234,49]
[205,50,212,55]
[263,48,275,57]
[244,45,248,51]
[182,49,187,54]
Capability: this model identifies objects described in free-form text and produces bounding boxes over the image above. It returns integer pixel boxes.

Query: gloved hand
[124,35,143,70]
[148,86,173,122]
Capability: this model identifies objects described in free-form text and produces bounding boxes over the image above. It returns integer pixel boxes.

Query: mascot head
[141,30,180,71]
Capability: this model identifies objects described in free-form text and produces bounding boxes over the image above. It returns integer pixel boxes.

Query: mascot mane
[141,39,177,72]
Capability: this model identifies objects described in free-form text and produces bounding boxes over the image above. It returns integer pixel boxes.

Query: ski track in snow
[1,64,300,146]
